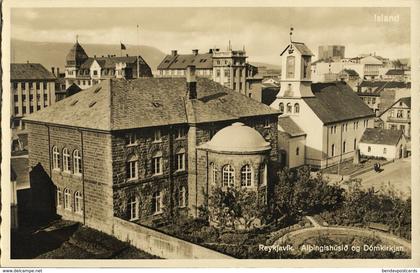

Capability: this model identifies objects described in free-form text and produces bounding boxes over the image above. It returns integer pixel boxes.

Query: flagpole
[136,24,140,78]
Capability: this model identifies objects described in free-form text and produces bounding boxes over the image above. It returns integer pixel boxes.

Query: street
[355,157,411,198]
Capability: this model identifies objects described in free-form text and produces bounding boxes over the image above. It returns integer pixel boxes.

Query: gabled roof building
[271,39,375,169]
[65,41,153,90]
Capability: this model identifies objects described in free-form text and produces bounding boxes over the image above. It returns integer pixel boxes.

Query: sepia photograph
[1,0,419,268]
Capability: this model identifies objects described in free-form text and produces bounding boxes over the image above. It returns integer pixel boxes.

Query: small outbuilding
[359,128,407,160]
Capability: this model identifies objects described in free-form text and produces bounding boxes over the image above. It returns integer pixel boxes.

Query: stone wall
[111,125,189,224]
[112,217,232,259]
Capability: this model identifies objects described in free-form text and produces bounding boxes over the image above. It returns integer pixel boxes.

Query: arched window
[222,165,235,187]
[294,103,300,113]
[176,148,185,171]
[74,191,83,214]
[240,165,253,187]
[128,195,139,220]
[286,103,292,113]
[210,163,217,185]
[64,188,71,211]
[152,151,163,175]
[126,154,138,180]
[279,102,284,113]
[73,150,82,175]
[52,146,60,170]
[56,187,62,208]
[179,186,186,207]
[152,191,163,214]
[63,148,71,172]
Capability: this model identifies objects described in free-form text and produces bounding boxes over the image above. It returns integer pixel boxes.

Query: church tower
[270,28,314,115]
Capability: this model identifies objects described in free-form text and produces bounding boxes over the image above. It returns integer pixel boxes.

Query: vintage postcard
[1,0,419,268]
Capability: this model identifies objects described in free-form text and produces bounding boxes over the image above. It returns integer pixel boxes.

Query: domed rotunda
[198,122,271,190]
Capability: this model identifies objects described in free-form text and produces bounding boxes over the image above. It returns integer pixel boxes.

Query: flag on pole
[121,42,126,50]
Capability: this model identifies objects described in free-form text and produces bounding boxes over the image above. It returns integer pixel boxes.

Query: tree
[207,186,266,231]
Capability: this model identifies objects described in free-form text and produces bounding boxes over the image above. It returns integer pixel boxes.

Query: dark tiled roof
[11,63,56,80]
[80,56,148,69]
[342,69,359,77]
[385,69,405,76]
[157,53,213,70]
[24,78,279,131]
[281,42,314,56]
[359,81,410,89]
[278,116,306,137]
[66,42,89,64]
[360,128,404,145]
[303,82,375,124]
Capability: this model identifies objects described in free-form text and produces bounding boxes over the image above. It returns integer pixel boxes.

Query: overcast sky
[11,7,410,64]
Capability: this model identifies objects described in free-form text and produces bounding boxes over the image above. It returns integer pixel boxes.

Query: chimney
[192,49,199,55]
[51,67,55,75]
[171,50,178,56]
[186,65,197,99]
[209,49,213,54]
[56,67,60,77]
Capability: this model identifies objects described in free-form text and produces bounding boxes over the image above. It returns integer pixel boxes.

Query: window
[127,133,137,145]
[331,144,335,157]
[52,146,60,170]
[152,151,163,175]
[64,188,71,211]
[22,106,26,114]
[279,103,284,113]
[239,165,252,187]
[36,82,40,90]
[93,70,98,76]
[296,147,299,156]
[74,191,83,214]
[294,103,300,114]
[176,149,185,171]
[63,148,71,172]
[407,110,410,119]
[153,129,162,142]
[14,107,19,115]
[383,148,387,154]
[372,97,376,104]
[286,103,292,113]
[29,82,33,89]
[73,150,82,175]
[29,106,34,113]
[368,146,371,152]
[126,154,138,180]
[264,118,271,128]
[56,187,62,207]
[128,196,139,220]
[343,141,346,153]
[13,82,18,90]
[388,110,394,118]
[152,191,163,214]
[222,165,235,187]
[224,69,230,77]
[303,56,311,78]
[210,163,217,185]
[397,110,403,118]
[286,56,295,78]
[175,127,186,139]
[179,186,186,207]
[216,69,221,77]
[354,138,357,150]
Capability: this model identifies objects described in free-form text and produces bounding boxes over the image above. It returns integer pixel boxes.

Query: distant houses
[379,97,411,138]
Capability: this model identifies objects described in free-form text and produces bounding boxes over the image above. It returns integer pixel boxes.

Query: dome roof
[205,122,271,153]
[66,42,89,66]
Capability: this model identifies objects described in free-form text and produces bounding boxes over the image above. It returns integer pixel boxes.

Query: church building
[271,39,375,169]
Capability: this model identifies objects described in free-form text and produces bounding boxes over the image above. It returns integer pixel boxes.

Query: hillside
[11,39,166,72]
